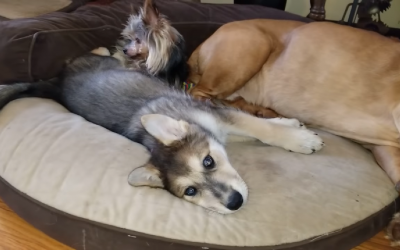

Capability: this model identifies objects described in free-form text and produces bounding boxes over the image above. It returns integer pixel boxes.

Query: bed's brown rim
[0,171,398,250]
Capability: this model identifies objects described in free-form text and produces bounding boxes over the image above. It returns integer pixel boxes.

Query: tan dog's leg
[188,26,280,118]
[387,213,400,246]
[385,103,400,187]
[370,145,400,188]
[383,105,400,244]
[222,97,280,118]
[370,146,400,245]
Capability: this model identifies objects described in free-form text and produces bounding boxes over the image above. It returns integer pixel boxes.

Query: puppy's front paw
[283,129,324,154]
[91,47,111,56]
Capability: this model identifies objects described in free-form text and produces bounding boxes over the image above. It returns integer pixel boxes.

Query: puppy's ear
[141,114,189,145]
[128,163,164,188]
[142,0,159,27]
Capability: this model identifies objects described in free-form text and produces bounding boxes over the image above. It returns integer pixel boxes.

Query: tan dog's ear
[141,114,189,145]
[142,0,160,27]
[128,163,163,188]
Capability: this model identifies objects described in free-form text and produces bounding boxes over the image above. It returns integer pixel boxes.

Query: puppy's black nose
[123,49,128,54]
[227,191,243,211]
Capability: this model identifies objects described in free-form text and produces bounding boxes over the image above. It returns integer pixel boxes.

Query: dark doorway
[234,0,287,11]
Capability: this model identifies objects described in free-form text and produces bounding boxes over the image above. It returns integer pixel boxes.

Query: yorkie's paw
[282,128,324,154]
[112,50,127,64]
[91,47,111,56]
[268,118,306,129]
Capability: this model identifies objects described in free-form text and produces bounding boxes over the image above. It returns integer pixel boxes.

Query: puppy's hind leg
[220,109,324,154]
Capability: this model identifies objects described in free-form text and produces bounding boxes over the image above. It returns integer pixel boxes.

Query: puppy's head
[119,0,187,82]
[128,114,248,214]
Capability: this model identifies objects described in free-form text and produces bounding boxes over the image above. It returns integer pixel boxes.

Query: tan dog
[186,19,400,241]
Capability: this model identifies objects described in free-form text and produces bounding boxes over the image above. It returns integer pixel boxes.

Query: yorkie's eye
[135,38,141,44]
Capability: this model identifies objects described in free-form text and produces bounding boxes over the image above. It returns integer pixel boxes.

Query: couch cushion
[0,0,312,84]
[0,0,72,19]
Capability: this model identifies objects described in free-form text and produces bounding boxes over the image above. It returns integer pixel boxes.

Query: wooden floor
[0,198,399,250]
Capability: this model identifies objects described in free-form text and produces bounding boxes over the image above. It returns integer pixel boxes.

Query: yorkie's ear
[143,0,160,27]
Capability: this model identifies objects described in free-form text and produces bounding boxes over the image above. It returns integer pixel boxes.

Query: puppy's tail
[0,79,61,110]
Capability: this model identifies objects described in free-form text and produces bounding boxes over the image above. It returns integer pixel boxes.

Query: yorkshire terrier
[111,0,188,87]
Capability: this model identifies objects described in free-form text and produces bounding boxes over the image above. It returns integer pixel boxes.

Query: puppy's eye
[203,155,215,169]
[184,187,197,196]
[135,38,141,44]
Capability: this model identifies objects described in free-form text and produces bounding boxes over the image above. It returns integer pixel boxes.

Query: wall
[285,0,400,28]
[201,0,399,28]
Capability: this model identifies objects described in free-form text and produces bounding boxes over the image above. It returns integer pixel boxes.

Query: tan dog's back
[234,21,400,147]
[187,19,305,98]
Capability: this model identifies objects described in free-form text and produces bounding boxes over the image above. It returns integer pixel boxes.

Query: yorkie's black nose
[123,49,128,54]
[227,191,243,211]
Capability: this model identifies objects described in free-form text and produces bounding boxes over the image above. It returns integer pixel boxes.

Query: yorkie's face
[121,18,149,61]
[118,0,185,76]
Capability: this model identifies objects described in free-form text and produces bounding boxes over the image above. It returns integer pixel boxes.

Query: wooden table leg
[307,0,326,21]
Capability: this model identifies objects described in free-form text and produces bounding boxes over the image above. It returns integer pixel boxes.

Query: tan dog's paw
[91,47,111,56]
[387,212,400,246]
[281,129,324,154]
[268,118,306,129]
[255,108,281,119]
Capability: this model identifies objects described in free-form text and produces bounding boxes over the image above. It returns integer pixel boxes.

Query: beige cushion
[0,98,397,247]
[0,0,71,19]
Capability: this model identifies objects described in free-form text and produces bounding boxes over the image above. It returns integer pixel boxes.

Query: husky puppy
[112,0,188,87]
[0,49,324,214]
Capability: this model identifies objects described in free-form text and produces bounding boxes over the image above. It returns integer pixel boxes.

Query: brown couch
[0,0,311,84]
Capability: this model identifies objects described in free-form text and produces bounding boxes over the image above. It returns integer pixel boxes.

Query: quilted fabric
[0,98,397,247]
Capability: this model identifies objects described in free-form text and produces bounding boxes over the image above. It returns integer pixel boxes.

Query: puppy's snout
[123,49,128,55]
[226,191,243,211]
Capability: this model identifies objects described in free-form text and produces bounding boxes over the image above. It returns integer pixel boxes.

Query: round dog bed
[0,98,398,250]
